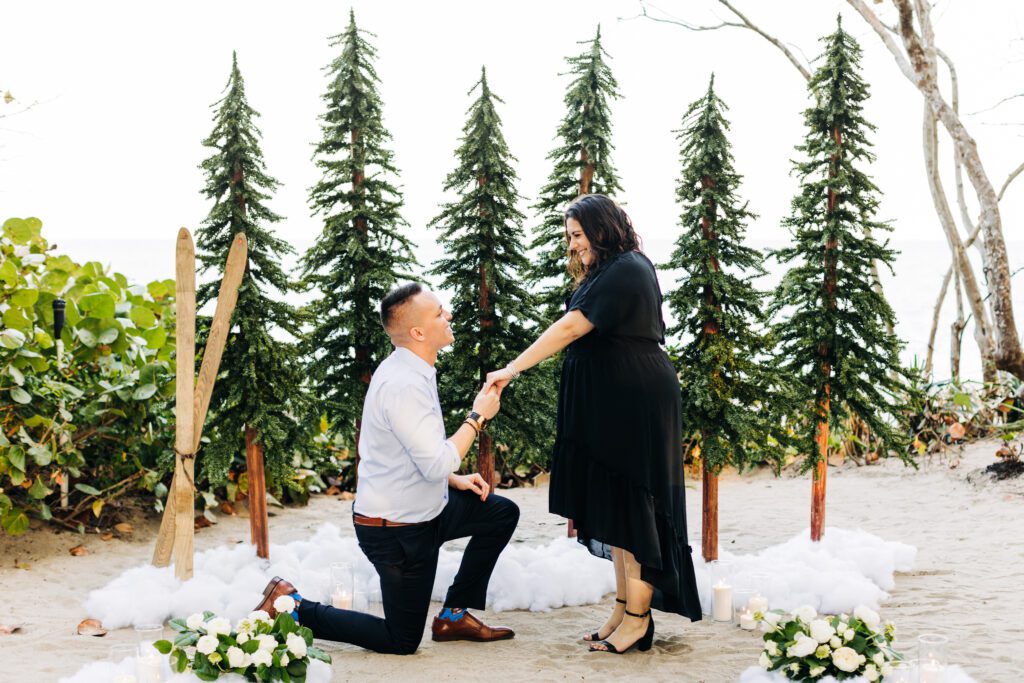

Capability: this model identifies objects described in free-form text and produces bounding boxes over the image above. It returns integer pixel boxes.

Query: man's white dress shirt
[353,347,461,523]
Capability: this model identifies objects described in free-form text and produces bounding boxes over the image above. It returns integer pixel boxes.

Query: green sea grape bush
[0,217,177,535]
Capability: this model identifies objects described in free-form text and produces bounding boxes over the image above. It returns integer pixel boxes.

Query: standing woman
[485,194,702,654]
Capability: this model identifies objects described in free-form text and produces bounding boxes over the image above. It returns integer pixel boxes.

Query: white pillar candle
[712,581,733,622]
[738,609,757,630]
[919,659,944,683]
[747,594,769,614]
[331,589,352,610]
[136,652,162,683]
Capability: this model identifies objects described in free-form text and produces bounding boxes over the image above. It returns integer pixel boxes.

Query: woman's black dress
[549,250,702,620]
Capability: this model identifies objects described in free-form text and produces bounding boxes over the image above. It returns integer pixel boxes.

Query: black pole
[52,298,66,340]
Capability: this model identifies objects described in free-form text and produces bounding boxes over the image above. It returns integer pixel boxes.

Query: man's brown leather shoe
[431,610,515,642]
[252,576,298,618]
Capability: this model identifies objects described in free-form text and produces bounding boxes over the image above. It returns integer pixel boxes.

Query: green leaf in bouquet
[202,610,217,620]
[174,631,199,648]
[306,645,331,663]
[241,638,260,654]
[273,612,299,636]
[286,658,307,678]
[171,648,189,673]
[167,617,188,632]
[299,625,314,645]
[154,639,173,654]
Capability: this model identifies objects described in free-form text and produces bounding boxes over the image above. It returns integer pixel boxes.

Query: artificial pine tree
[530,25,623,321]
[769,18,913,541]
[195,52,307,491]
[430,67,554,485]
[663,75,785,562]
[301,10,416,456]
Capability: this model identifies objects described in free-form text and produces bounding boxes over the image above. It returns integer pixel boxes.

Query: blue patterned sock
[439,607,466,622]
[290,591,304,622]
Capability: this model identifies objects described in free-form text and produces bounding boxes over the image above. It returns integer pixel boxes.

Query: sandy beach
[2,439,1020,682]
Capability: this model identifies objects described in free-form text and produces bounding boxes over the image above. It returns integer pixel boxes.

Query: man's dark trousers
[296,489,520,655]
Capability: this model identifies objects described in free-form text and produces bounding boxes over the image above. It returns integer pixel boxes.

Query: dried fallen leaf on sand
[194,516,213,530]
[949,422,966,440]
[0,624,22,635]
[76,619,107,637]
[114,522,134,534]
[100,533,114,542]
[219,502,236,515]
[69,545,89,556]
[339,491,356,501]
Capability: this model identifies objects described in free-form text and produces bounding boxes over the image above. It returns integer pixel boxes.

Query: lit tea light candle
[136,652,162,683]
[712,580,733,622]
[113,675,137,683]
[738,608,757,630]
[919,656,944,683]
[747,593,769,614]
[332,588,353,610]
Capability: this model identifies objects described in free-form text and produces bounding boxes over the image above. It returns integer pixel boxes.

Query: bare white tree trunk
[848,0,1024,378]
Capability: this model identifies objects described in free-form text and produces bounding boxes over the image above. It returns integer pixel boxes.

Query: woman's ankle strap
[615,598,626,605]
[624,608,651,619]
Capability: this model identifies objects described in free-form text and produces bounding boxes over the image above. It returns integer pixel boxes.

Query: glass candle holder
[331,562,354,609]
[134,624,164,683]
[109,644,138,683]
[367,589,384,618]
[917,633,948,683]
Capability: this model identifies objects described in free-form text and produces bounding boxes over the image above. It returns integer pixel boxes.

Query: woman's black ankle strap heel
[583,598,627,642]
[588,608,654,654]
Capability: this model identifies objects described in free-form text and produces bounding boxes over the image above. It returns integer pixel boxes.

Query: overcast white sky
[2,1,1024,381]
[3,0,1023,248]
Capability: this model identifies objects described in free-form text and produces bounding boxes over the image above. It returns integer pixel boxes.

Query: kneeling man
[254,283,519,654]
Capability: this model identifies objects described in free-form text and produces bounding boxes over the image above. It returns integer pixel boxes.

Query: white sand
[2,439,1020,682]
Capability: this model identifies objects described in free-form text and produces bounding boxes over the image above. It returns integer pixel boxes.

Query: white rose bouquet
[755,604,901,681]
[155,598,330,682]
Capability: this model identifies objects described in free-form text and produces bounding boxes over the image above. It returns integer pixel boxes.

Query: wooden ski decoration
[152,232,248,576]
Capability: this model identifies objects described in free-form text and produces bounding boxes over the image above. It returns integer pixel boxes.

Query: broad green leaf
[0,258,17,286]
[3,307,31,331]
[10,288,39,307]
[3,217,33,244]
[7,364,24,386]
[74,483,102,496]
[144,326,167,349]
[6,446,26,472]
[10,386,31,404]
[39,270,70,293]
[38,502,52,521]
[76,326,98,347]
[132,383,158,400]
[34,330,54,349]
[1,508,30,535]
[29,444,52,467]
[28,477,51,499]
[953,392,972,410]
[79,291,116,318]
[154,640,173,655]
[8,469,25,486]
[98,326,120,344]
[130,305,157,328]
[0,328,26,349]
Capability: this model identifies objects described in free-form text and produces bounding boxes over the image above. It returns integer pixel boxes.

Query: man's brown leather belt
[353,513,429,528]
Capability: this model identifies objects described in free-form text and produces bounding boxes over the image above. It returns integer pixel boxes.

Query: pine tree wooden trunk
[811,408,829,542]
[702,464,719,562]
[245,426,269,559]
[478,432,496,488]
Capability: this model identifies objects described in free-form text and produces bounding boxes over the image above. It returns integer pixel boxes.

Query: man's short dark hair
[380,282,423,331]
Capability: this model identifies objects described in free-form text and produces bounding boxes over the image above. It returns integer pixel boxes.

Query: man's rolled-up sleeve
[384,383,460,482]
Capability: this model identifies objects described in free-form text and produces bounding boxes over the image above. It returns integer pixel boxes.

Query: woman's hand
[484,367,514,395]
[448,472,490,501]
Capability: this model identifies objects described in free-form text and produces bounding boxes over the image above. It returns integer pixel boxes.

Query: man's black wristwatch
[465,411,488,433]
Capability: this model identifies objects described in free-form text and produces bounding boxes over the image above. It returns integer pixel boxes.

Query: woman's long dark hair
[564,194,642,284]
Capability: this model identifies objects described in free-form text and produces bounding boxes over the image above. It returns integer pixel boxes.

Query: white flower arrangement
[154,609,331,681]
[755,604,901,680]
